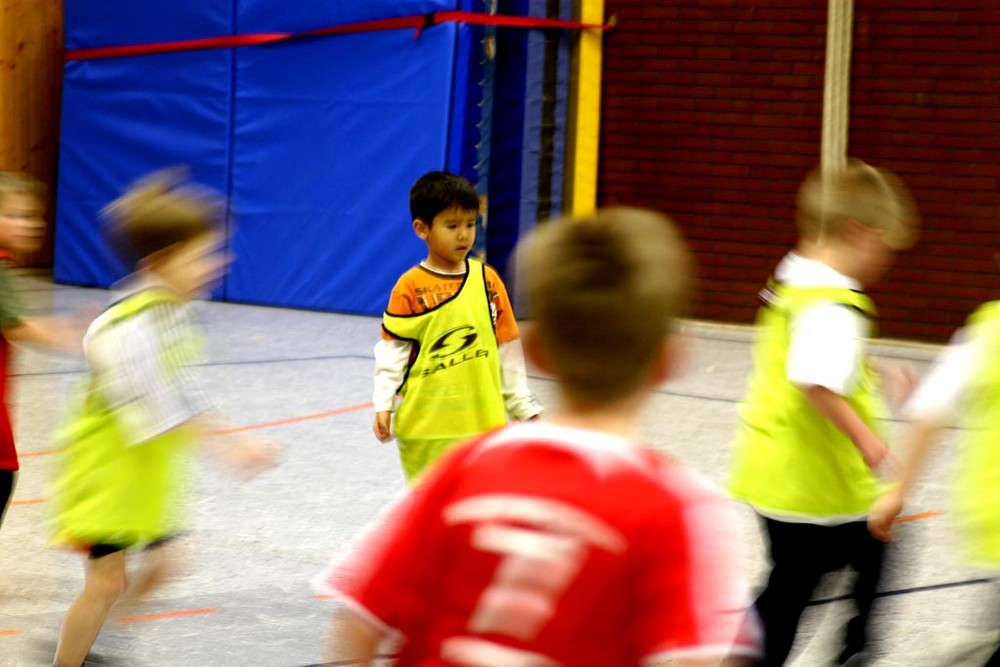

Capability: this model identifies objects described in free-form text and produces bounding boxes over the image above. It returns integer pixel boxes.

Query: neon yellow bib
[383,259,506,442]
[729,284,886,519]
[953,301,1000,567]
[52,288,202,547]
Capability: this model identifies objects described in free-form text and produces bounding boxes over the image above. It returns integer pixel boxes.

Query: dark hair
[102,167,224,264]
[519,207,693,407]
[409,171,479,226]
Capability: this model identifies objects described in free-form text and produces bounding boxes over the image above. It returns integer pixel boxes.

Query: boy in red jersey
[318,208,760,666]
[0,172,77,531]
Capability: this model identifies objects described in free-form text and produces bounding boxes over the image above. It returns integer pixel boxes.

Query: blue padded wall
[235,0,457,33]
[55,51,234,287]
[55,1,478,315]
[54,1,558,316]
[56,0,236,287]
[63,0,232,49]
[226,25,459,311]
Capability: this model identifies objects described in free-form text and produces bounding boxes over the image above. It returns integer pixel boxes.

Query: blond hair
[518,207,692,407]
[797,159,918,249]
[103,167,223,263]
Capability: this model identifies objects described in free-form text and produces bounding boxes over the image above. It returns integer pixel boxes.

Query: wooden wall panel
[0,0,63,266]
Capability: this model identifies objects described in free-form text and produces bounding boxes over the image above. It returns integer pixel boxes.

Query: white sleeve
[903,328,980,423]
[372,338,412,412]
[786,302,866,395]
[499,339,543,420]
[85,308,207,445]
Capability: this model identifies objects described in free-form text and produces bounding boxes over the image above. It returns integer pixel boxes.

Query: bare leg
[54,551,127,667]
[114,538,189,618]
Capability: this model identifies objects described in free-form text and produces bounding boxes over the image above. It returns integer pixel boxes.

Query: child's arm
[869,357,919,411]
[3,315,83,352]
[324,609,382,666]
[489,270,542,420]
[194,412,281,478]
[801,386,890,469]
[499,339,542,420]
[372,338,410,441]
[869,326,977,540]
[788,301,889,467]
[868,418,945,541]
[91,303,278,475]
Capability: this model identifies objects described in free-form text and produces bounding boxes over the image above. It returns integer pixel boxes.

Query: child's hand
[219,438,282,479]
[855,432,896,475]
[874,451,900,483]
[873,358,918,410]
[869,488,904,542]
[373,411,393,442]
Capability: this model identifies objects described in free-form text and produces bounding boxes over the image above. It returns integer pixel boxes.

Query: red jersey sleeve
[629,466,761,663]
[315,443,478,635]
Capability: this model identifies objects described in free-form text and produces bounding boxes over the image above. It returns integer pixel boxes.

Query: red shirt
[0,338,15,471]
[319,422,759,666]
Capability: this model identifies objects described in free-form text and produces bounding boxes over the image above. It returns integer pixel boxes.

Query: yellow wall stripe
[566,0,604,215]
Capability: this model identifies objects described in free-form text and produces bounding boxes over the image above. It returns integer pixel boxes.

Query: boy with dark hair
[373,171,541,481]
[320,207,760,667]
[51,169,277,667]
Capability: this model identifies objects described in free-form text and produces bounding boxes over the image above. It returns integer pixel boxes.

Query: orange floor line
[14,401,375,459]
[207,401,374,435]
[118,607,218,623]
[10,497,46,506]
[894,510,942,524]
[19,448,59,458]
[0,628,21,636]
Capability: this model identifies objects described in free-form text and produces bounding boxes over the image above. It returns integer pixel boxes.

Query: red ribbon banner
[65,11,615,62]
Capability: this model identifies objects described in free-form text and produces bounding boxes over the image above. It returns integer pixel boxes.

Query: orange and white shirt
[373,262,540,420]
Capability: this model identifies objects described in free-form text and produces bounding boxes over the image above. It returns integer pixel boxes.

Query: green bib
[52,288,203,547]
[953,301,1000,566]
[383,259,506,442]
[729,284,886,519]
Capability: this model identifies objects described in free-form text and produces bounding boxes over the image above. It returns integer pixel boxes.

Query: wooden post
[822,0,853,178]
[0,0,63,266]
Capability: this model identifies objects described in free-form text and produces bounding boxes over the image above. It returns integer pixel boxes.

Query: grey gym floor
[1,272,996,666]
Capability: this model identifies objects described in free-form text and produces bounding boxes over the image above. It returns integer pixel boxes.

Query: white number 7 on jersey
[440,494,627,666]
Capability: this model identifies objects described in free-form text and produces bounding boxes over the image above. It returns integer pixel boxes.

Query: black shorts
[87,534,181,560]
[0,469,16,530]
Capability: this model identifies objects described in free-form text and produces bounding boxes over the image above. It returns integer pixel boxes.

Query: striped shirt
[84,279,212,445]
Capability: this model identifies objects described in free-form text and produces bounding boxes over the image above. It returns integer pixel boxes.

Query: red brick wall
[599,0,1000,341]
